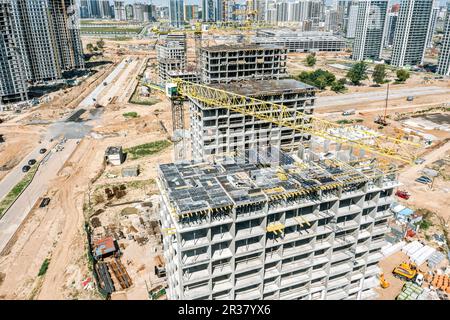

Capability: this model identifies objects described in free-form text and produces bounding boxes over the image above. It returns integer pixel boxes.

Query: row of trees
[297,69,346,93]
[346,61,410,86]
[303,53,410,91]
[86,39,105,53]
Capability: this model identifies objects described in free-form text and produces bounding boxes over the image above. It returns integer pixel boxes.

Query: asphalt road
[0,143,52,201]
[315,86,450,108]
[0,139,78,253]
[0,58,131,252]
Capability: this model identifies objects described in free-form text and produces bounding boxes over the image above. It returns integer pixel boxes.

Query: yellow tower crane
[167,79,421,164]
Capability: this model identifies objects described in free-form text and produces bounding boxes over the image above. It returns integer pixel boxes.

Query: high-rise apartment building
[114,0,125,20]
[426,0,440,48]
[346,3,359,38]
[352,0,388,61]
[169,0,184,27]
[0,0,84,103]
[184,4,199,21]
[202,0,222,22]
[0,0,28,103]
[383,11,398,47]
[436,2,450,76]
[391,0,434,67]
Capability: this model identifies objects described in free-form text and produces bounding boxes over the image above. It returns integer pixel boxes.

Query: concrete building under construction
[157,34,188,85]
[159,40,397,301]
[158,148,395,300]
[189,79,316,160]
[199,44,287,84]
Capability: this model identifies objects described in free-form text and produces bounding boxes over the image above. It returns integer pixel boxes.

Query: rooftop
[105,146,123,155]
[210,79,316,96]
[158,149,388,217]
[201,43,285,52]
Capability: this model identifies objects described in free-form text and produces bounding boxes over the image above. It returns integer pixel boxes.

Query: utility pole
[384,82,390,123]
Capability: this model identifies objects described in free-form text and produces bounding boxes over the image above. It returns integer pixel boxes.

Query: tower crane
[165,79,421,164]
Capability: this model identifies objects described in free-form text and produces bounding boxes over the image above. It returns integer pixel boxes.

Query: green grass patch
[0,165,38,218]
[81,26,143,34]
[38,258,50,277]
[124,140,171,160]
[123,112,139,118]
[336,118,364,125]
[419,219,432,230]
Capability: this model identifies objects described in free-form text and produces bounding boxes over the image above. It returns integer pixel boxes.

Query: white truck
[342,109,356,116]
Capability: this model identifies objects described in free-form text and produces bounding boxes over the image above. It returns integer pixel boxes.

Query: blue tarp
[398,208,414,217]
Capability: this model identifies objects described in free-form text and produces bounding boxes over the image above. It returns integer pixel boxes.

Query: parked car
[415,158,425,165]
[28,159,36,166]
[39,197,51,208]
[22,165,31,173]
[415,177,430,184]
[395,190,410,200]
[418,175,432,183]
[39,148,47,154]
[407,96,414,101]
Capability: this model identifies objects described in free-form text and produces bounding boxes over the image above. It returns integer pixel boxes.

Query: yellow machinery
[393,262,418,281]
[171,79,421,165]
[379,273,390,289]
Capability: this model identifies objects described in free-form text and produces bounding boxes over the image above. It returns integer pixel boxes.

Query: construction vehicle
[393,262,418,281]
[374,83,390,126]
[379,273,390,289]
[395,190,411,200]
[342,109,355,116]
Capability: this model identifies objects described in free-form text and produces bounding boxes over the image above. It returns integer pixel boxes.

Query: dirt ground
[0,37,174,299]
[0,35,448,300]
[0,125,46,181]
[375,251,410,300]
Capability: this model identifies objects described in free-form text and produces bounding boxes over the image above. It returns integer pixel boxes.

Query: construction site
[0,19,449,301]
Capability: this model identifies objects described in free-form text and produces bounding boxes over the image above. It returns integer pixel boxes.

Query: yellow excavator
[393,262,418,281]
[379,273,390,289]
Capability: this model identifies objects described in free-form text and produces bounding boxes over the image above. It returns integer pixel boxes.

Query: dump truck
[393,262,418,281]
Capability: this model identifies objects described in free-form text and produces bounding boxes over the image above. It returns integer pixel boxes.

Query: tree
[86,43,94,52]
[305,53,317,67]
[97,39,105,50]
[346,61,368,85]
[396,69,410,83]
[372,64,387,85]
[331,78,347,93]
[297,69,336,90]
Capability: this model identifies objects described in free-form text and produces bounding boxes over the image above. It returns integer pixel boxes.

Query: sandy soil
[0,41,174,299]
[375,251,410,300]
[0,125,46,181]
[398,141,450,221]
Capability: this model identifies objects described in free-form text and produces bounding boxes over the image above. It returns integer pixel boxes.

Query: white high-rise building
[383,11,398,47]
[437,2,450,76]
[391,0,434,67]
[346,3,359,38]
[114,0,125,20]
[352,0,388,61]
[169,0,185,27]
[426,0,440,48]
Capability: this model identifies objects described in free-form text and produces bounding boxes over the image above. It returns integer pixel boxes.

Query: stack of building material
[411,245,436,266]
[402,240,423,256]
[431,274,450,293]
[396,282,424,300]
[428,251,446,269]
[381,241,406,257]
